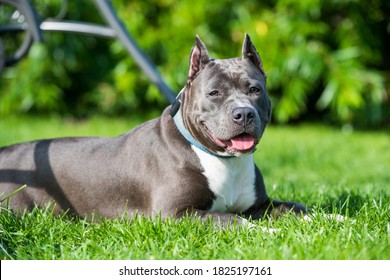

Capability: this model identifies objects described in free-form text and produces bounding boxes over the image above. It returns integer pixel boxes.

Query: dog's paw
[259,226,281,234]
[241,218,256,228]
[241,219,280,234]
[303,213,345,222]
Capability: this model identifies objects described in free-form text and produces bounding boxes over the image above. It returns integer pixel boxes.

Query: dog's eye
[249,87,260,94]
[208,90,220,97]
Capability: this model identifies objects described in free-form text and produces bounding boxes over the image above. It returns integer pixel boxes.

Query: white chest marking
[192,146,257,213]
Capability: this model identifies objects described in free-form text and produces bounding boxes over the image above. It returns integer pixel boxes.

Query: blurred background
[0,0,389,128]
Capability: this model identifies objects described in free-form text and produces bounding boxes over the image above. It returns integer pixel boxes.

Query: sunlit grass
[0,116,389,259]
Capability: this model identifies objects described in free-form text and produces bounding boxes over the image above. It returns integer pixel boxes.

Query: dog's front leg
[244,198,309,220]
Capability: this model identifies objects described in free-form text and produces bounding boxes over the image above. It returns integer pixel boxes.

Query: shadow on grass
[318,190,385,217]
[0,240,14,260]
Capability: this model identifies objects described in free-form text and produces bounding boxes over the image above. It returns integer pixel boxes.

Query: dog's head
[180,34,271,157]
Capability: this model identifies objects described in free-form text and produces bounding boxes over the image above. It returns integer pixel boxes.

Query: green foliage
[246,0,389,125]
[0,0,389,125]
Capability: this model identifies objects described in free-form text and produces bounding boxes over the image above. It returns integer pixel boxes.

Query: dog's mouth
[203,125,257,153]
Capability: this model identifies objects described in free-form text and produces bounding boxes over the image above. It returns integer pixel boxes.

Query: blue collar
[170,91,234,159]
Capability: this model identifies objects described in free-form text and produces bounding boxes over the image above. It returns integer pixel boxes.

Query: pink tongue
[226,134,255,151]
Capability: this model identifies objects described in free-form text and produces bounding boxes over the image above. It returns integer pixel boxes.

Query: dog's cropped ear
[188,35,211,81]
[242,34,267,77]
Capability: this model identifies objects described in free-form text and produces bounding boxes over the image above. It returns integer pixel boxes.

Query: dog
[0,34,307,226]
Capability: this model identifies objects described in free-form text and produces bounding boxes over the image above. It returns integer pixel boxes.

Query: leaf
[317,80,338,109]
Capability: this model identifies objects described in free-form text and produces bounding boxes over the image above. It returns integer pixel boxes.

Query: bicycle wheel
[0,0,35,67]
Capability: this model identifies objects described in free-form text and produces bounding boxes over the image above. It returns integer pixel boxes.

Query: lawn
[0,115,389,260]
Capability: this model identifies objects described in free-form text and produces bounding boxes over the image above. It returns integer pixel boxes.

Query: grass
[0,115,389,260]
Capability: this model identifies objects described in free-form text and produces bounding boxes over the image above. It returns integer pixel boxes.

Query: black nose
[232,107,255,126]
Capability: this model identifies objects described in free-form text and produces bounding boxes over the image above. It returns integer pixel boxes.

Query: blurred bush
[0,0,389,126]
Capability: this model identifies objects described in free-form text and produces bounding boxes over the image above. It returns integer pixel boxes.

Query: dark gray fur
[0,34,307,225]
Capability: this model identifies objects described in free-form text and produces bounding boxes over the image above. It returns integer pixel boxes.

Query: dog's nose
[232,107,255,126]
